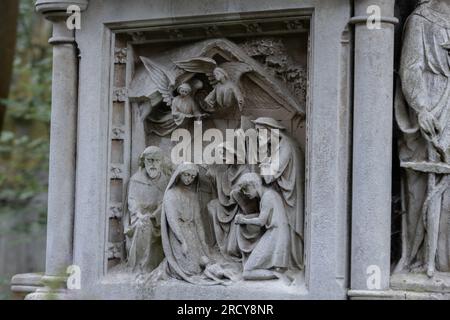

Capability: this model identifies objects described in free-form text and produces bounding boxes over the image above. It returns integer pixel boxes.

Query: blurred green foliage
[0,0,52,227]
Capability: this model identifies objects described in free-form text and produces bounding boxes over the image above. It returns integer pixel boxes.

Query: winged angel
[141,56,252,131]
[141,57,204,126]
[174,57,252,112]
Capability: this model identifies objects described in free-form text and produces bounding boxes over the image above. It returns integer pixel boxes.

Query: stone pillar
[24,0,88,299]
[350,0,398,293]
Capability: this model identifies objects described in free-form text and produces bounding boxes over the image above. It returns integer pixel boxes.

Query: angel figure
[175,57,252,112]
[141,57,205,127]
[171,82,204,125]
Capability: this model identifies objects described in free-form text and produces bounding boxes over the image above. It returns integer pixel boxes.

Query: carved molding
[113,88,128,102]
[110,165,124,179]
[111,127,125,139]
[122,15,310,44]
[114,48,128,64]
[109,203,123,219]
[107,242,123,260]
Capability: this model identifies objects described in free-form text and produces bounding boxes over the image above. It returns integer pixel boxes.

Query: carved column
[25,0,88,299]
[350,0,398,293]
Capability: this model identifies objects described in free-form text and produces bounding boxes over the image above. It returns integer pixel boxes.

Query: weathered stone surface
[391,272,450,294]
[395,0,450,280]
[17,0,435,300]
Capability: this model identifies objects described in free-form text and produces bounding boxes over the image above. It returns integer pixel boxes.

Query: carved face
[240,182,259,199]
[144,155,162,179]
[179,87,191,97]
[213,68,227,83]
[178,83,192,97]
[180,170,197,186]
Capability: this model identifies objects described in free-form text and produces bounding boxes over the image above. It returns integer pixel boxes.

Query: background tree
[0,1,52,299]
[0,0,19,133]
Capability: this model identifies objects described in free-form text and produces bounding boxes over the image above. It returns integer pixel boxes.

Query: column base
[25,287,74,300]
[10,273,44,300]
[24,274,71,300]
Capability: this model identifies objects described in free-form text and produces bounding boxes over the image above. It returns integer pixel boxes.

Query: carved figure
[123,146,171,272]
[159,162,236,284]
[141,57,204,125]
[206,143,254,259]
[253,117,305,269]
[175,57,252,111]
[395,0,450,277]
[235,173,290,280]
[171,82,204,125]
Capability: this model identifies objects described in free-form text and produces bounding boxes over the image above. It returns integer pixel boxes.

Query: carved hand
[235,214,245,225]
[418,110,441,138]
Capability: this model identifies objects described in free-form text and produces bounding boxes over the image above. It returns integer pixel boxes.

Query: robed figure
[253,117,305,270]
[395,0,450,276]
[123,146,171,272]
[158,163,238,284]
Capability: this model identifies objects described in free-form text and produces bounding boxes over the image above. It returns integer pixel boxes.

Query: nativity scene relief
[111,35,308,286]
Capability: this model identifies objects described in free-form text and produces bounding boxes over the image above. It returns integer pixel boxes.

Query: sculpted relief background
[393,0,450,289]
[106,28,309,288]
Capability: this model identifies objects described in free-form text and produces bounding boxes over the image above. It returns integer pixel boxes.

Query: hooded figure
[159,162,237,284]
[206,142,255,260]
[253,117,305,270]
[395,0,450,275]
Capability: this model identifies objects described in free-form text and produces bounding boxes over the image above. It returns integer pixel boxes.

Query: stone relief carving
[238,37,307,106]
[128,38,305,138]
[127,119,304,285]
[395,0,450,278]
[235,173,291,280]
[121,36,307,285]
[154,162,239,285]
[206,151,254,260]
[253,117,305,269]
[114,48,128,64]
[174,57,250,112]
[123,146,172,272]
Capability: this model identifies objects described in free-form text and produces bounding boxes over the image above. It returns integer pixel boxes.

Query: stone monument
[19,0,450,300]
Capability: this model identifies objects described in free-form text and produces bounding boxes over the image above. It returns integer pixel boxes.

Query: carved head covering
[213,67,229,81]
[165,162,199,192]
[251,117,286,130]
[237,172,262,188]
[139,146,163,168]
[177,82,192,94]
[236,172,263,198]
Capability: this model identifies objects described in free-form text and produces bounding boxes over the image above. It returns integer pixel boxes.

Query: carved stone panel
[106,16,309,288]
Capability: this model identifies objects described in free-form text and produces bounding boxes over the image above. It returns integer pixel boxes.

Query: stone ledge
[391,272,450,294]
[348,289,450,300]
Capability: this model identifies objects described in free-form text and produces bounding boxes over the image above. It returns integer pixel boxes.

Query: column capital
[354,0,395,16]
[35,0,88,20]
